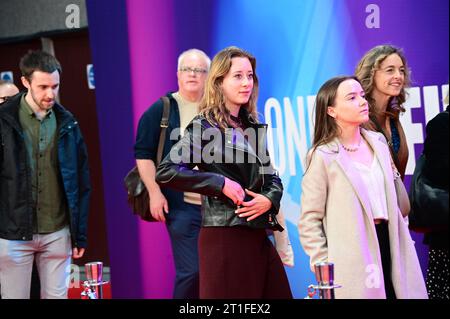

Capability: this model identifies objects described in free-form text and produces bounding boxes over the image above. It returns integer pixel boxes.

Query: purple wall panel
[86,0,143,298]
[126,0,177,299]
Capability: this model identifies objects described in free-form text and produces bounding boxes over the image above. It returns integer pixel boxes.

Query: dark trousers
[166,202,201,299]
[199,226,292,299]
[375,222,396,299]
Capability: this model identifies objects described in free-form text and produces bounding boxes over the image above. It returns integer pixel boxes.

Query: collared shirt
[19,95,68,234]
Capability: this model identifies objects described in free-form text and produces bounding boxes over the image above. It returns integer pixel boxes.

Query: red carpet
[68,282,112,299]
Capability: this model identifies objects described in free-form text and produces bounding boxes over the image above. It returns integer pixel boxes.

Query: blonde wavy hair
[199,46,259,130]
[355,45,411,119]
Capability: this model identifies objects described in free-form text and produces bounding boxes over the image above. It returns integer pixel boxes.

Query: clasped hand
[222,177,272,221]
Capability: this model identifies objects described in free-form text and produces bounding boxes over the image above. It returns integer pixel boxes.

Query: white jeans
[0,226,72,299]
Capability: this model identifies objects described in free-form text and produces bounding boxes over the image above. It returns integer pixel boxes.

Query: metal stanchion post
[81,261,109,299]
[305,262,342,299]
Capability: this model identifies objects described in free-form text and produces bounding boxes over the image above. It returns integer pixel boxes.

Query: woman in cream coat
[298,76,427,299]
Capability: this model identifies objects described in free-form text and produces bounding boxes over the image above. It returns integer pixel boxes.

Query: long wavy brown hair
[355,44,411,120]
[199,46,259,130]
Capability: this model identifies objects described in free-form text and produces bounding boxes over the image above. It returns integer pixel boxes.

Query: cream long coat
[298,129,427,299]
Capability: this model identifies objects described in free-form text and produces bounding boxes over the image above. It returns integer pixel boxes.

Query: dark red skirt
[198,226,292,299]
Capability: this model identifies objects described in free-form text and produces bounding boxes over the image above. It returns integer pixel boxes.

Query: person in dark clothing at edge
[422,91,449,299]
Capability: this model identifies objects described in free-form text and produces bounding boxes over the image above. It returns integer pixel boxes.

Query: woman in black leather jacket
[156,46,292,299]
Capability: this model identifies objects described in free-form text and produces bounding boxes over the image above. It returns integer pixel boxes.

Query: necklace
[341,137,362,152]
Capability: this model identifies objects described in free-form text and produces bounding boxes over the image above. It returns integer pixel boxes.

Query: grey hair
[177,48,211,71]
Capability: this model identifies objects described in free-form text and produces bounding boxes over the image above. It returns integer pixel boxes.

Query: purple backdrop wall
[86,0,143,298]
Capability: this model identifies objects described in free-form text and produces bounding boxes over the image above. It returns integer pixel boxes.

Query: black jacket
[422,105,449,248]
[156,111,283,230]
[0,93,91,248]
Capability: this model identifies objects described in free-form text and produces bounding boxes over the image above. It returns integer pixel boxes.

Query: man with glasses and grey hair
[134,48,210,299]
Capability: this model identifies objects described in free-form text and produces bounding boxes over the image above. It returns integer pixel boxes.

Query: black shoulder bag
[124,96,170,221]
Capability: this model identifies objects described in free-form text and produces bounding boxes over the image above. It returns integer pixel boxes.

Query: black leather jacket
[156,111,283,230]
